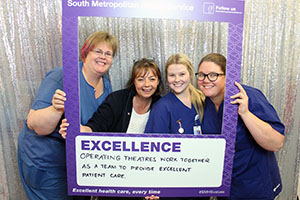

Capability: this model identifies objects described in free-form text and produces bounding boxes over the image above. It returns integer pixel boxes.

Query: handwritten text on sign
[76,136,226,187]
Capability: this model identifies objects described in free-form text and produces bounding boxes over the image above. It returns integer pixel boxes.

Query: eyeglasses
[91,49,113,58]
[195,72,225,82]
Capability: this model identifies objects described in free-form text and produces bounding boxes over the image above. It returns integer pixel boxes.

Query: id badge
[193,125,202,135]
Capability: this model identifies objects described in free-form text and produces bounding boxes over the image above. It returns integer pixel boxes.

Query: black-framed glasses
[195,72,225,82]
[91,49,113,58]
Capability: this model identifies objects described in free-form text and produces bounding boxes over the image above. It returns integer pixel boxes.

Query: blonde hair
[165,53,205,121]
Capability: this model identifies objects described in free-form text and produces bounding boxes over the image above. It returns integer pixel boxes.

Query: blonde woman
[145,53,205,135]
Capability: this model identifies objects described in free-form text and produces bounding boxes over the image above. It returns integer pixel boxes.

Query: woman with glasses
[17,31,118,200]
[60,58,162,136]
[197,53,285,200]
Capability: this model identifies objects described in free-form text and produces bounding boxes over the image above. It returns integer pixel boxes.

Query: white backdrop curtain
[0,0,299,199]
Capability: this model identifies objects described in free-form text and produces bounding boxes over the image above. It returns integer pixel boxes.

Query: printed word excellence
[81,140,181,152]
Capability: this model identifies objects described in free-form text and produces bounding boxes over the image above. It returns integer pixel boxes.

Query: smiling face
[167,64,191,96]
[197,61,226,104]
[134,69,159,99]
[83,42,113,77]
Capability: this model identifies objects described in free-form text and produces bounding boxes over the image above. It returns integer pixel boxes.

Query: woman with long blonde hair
[145,53,205,135]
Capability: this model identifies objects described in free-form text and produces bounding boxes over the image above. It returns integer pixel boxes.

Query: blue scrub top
[202,85,285,199]
[18,63,112,171]
[79,62,112,125]
[145,92,200,134]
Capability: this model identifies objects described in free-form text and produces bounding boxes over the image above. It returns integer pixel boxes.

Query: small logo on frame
[203,2,215,14]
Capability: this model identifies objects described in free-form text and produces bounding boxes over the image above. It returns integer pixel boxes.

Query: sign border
[62,0,245,197]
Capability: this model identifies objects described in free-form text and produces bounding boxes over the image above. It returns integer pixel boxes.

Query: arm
[27,89,66,135]
[85,92,121,132]
[60,91,123,138]
[230,82,284,152]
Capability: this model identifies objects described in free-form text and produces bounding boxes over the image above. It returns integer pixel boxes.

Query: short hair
[198,53,226,74]
[127,58,163,96]
[80,31,118,62]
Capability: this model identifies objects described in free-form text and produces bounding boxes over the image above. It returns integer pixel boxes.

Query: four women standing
[19,32,285,200]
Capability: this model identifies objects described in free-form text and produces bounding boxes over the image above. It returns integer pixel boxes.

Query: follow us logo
[203,2,215,14]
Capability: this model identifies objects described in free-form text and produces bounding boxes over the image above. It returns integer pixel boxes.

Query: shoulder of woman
[102,75,112,87]
[45,67,63,79]
[152,94,161,102]
[243,85,276,116]
[242,84,262,94]
[152,92,174,106]
[243,85,267,101]
[107,88,131,99]
[40,67,63,88]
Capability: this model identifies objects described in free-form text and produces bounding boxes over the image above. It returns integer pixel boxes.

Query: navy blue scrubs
[18,64,112,199]
[202,85,285,200]
[145,92,200,135]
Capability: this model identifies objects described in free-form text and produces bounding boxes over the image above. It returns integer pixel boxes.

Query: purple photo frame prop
[62,0,244,197]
